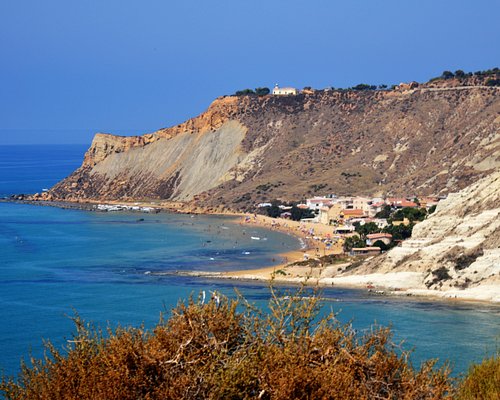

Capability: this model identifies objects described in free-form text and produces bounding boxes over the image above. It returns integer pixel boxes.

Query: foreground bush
[457,353,499,399]
[1,288,455,399]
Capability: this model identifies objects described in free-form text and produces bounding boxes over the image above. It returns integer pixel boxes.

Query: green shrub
[457,353,499,399]
[235,88,255,96]
[255,87,270,96]
[442,70,455,79]
[343,235,366,252]
[373,239,389,251]
[485,78,500,86]
[351,83,377,90]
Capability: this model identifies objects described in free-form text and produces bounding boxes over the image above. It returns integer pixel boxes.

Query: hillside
[44,78,500,211]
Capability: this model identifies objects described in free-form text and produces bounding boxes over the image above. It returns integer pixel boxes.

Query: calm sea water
[0,144,499,378]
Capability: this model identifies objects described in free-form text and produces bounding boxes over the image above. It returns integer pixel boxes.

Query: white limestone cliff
[345,172,500,302]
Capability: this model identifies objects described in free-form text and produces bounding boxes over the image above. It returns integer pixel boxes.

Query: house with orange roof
[366,233,393,246]
[340,209,365,219]
[386,198,418,208]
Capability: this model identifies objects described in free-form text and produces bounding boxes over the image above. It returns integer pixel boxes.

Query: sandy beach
[218,214,500,304]
[20,200,500,304]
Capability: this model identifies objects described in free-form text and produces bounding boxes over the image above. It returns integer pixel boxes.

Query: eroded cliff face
[355,171,500,300]
[49,85,500,207]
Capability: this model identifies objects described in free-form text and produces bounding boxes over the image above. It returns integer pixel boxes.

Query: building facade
[273,84,298,95]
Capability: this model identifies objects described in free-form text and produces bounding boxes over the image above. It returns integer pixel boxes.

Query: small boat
[251,236,260,240]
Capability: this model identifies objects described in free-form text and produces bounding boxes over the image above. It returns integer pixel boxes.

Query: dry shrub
[456,353,499,400]
[1,288,456,399]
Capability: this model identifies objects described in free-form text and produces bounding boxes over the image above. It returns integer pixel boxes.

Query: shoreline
[203,214,500,305]
[6,198,500,304]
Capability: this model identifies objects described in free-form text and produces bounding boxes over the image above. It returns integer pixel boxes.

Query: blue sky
[1,0,499,144]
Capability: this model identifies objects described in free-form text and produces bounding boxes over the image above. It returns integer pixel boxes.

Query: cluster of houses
[304,195,439,224]
[258,194,442,256]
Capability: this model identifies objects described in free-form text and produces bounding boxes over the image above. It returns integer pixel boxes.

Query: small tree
[373,240,388,251]
[343,236,366,252]
[255,87,270,96]
[392,207,427,223]
[352,83,377,91]
[375,205,392,219]
[266,201,281,218]
[290,205,314,221]
[353,222,380,237]
[235,88,255,96]
[383,223,414,241]
[441,70,455,79]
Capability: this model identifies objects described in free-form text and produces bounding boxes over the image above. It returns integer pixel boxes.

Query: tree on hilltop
[235,88,255,96]
[351,83,377,91]
[441,70,455,79]
[255,87,270,96]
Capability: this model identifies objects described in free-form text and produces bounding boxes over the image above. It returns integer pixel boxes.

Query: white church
[272,84,298,95]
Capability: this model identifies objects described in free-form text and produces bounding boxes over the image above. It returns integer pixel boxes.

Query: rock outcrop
[48,83,499,209]
[351,171,500,301]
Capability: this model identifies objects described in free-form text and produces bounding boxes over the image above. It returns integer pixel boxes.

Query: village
[252,194,443,258]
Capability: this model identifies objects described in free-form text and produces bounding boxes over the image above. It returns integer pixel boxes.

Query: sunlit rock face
[50,84,499,209]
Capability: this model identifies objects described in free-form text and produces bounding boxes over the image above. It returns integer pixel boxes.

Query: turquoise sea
[0,144,499,378]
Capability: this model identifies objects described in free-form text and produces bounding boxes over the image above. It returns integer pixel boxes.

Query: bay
[0,143,498,378]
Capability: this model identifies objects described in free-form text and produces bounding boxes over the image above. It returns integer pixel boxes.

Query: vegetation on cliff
[3,287,496,400]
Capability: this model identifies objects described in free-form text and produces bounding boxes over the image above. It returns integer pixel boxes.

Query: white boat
[251,236,260,240]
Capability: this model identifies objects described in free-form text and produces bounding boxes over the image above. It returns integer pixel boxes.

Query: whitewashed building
[352,196,372,214]
[273,84,298,95]
[306,197,333,211]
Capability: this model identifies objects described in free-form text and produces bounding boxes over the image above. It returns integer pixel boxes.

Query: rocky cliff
[349,171,500,301]
[48,82,500,210]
